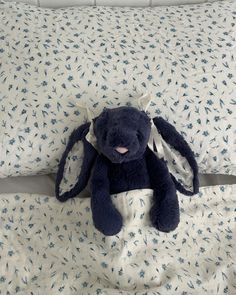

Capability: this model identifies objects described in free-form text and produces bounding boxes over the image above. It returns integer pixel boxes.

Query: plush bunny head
[93,107,151,163]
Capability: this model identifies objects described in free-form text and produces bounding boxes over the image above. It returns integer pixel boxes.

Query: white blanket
[0,185,235,294]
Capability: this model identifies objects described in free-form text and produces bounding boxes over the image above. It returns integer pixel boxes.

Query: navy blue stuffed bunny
[56,105,199,236]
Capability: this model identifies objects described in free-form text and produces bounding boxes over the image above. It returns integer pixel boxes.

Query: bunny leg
[146,148,180,232]
[150,180,180,232]
[91,155,123,236]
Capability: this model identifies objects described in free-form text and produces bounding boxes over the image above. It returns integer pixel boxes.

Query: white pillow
[0,0,235,177]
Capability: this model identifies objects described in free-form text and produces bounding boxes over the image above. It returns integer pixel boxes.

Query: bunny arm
[56,123,97,202]
[146,147,180,232]
[91,154,123,236]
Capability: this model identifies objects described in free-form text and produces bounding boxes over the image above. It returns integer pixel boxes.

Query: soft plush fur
[56,107,199,236]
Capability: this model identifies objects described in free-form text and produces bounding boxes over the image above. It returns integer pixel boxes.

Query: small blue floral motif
[0,186,235,294]
[0,0,235,177]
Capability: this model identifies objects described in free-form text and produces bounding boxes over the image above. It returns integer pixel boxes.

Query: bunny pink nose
[115,147,129,154]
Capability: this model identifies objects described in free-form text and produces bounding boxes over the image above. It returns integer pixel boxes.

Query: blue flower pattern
[0,186,235,294]
[0,0,236,177]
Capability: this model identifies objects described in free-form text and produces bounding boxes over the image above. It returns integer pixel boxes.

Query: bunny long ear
[151,116,199,196]
[55,122,98,201]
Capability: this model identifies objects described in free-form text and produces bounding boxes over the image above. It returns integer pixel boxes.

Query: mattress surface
[0,174,235,195]
[0,184,235,294]
[0,174,56,195]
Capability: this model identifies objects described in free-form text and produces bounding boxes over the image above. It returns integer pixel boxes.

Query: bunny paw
[93,205,123,236]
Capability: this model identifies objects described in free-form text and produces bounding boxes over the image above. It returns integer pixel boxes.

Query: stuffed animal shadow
[56,97,199,236]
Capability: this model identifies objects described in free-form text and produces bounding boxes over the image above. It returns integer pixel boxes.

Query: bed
[0,184,235,294]
[0,0,235,294]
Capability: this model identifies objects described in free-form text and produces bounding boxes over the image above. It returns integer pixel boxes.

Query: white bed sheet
[0,184,235,294]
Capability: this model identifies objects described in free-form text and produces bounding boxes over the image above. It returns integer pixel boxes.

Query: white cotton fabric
[0,185,235,294]
[0,0,236,177]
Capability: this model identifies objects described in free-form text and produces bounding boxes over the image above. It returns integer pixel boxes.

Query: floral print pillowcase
[0,0,235,177]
